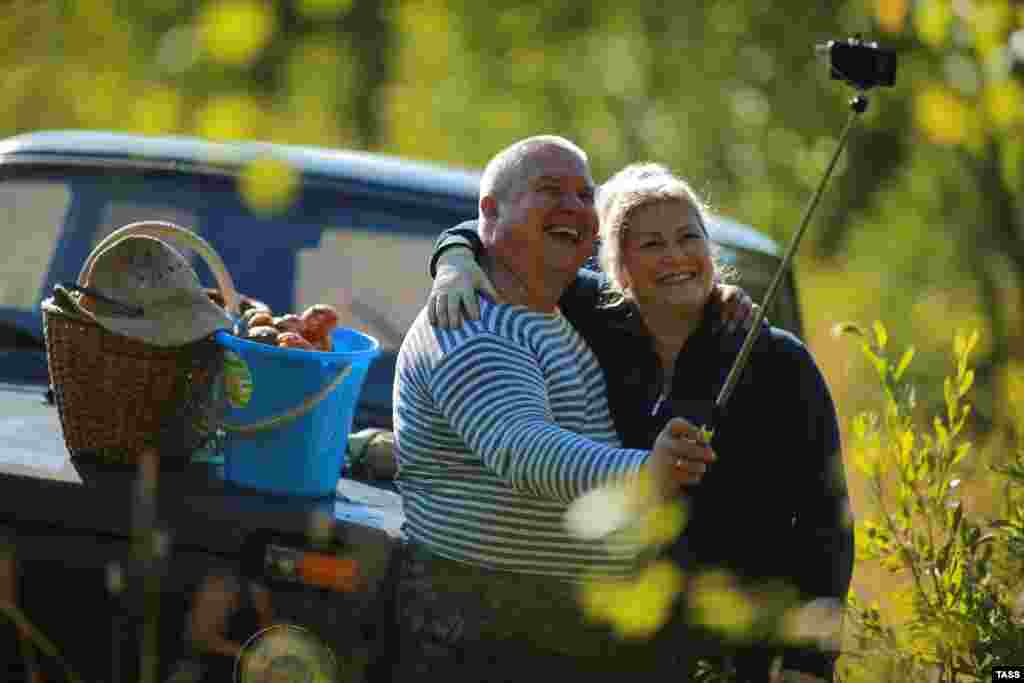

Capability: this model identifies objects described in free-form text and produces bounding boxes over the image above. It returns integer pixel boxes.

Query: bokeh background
[4,0,1023,676]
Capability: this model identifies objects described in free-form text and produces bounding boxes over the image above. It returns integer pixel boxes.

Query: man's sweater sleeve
[777,336,855,679]
[428,333,649,502]
[429,220,484,277]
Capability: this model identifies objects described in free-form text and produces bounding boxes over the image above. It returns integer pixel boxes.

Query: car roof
[0,130,779,256]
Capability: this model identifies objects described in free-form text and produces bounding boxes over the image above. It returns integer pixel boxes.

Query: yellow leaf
[579,561,684,639]
[636,500,688,548]
[198,0,276,66]
[915,86,970,145]
[831,322,864,339]
[952,442,971,466]
[875,0,908,33]
[984,80,1024,129]
[967,329,980,355]
[195,94,266,142]
[872,320,888,350]
[894,346,915,381]
[239,156,301,215]
[967,2,1013,59]
[934,416,949,445]
[959,369,975,397]
[914,0,952,48]
[900,430,915,459]
[688,570,757,640]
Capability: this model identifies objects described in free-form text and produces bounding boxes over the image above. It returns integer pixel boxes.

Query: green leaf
[952,442,971,466]
[914,0,952,48]
[873,320,888,350]
[893,346,915,381]
[934,417,949,446]
[831,322,864,339]
[852,413,868,440]
[900,430,915,460]
[958,369,974,397]
[862,343,888,381]
[966,330,979,356]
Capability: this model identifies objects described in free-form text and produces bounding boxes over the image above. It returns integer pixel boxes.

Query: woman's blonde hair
[596,163,736,304]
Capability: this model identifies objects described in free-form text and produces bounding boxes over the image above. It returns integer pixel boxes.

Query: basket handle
[78,221,240,318]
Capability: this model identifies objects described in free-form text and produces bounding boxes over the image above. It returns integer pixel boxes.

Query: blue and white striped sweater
[393,298,650,580]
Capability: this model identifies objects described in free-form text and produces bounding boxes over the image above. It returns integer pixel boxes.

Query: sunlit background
[4,0,1024,679]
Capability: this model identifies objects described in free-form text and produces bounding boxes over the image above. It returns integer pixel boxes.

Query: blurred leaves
[914,85,970,145]
[239,156,301,215]
[198,0,276,66]
[687,570,757,641]
[579,560,684,639]
[875,0,908,34]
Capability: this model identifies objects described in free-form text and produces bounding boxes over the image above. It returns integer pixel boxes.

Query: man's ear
[480,195,499,220]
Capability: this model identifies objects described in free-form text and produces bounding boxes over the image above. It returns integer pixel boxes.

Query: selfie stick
[697,94,869,446]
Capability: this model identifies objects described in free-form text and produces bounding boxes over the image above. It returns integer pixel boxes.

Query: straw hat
[66,234,233,347]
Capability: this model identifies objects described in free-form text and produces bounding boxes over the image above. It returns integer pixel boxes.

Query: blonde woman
[426,164,853,683]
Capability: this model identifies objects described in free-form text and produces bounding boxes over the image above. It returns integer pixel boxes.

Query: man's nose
[663,241,686,261]
[559,190,587,210]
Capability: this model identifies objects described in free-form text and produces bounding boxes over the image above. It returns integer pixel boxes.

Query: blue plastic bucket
[214,327,380,497]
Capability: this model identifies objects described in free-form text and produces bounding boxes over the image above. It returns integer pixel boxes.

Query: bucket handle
[79,221,240,319]
[220,364,353,437]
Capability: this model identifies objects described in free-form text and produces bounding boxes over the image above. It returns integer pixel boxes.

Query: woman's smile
[656,271,699,285]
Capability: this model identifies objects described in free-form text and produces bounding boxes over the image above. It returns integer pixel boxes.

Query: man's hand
[428,246,500,328]
[647,417,716,498]
[710,284,763,334]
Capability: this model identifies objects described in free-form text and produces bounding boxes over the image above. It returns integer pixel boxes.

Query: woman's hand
[428,247,500,328]
[710,284,764,334]
[648,417,717,498]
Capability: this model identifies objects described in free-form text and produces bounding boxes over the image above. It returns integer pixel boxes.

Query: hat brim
[88,291,233,347]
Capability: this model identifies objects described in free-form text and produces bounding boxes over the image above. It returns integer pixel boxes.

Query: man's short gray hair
[479,135,589,205]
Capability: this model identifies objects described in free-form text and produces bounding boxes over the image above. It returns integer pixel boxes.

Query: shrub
[837,323,1024,682]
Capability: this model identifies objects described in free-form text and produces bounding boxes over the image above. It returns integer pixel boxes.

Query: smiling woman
[423,160,852,680]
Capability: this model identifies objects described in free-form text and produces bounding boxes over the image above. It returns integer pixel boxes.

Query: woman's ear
[480,195,499,220]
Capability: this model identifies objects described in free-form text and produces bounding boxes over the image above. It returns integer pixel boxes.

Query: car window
[0,179,70,309]
[720,246,802,336]
[295,226,436,350]
[93,201,200,248]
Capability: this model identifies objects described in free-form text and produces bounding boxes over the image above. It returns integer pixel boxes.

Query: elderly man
[391,135,713,680]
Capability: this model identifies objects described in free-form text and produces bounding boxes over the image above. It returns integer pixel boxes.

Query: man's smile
[544,224,583,244]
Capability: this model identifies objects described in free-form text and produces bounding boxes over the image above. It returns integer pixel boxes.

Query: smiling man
[475,137,598,312]
[391,136,715,680]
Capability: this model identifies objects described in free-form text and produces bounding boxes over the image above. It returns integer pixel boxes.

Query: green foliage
[837,323,1024,682]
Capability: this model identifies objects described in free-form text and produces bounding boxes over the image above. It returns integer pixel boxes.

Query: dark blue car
[0,130,803,682]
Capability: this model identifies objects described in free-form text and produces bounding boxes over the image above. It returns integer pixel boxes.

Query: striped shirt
[393,298,650,581]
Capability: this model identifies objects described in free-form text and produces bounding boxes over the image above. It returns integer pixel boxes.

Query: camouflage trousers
[390,543,705,683]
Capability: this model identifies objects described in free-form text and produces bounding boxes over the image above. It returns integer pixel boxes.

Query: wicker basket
[41,222,241,467]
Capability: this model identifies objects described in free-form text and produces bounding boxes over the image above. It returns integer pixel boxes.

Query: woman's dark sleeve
[428,220,484,278]
[775,334,855,680]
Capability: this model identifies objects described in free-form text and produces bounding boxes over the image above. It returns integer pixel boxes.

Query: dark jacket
[431,222,854,680]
